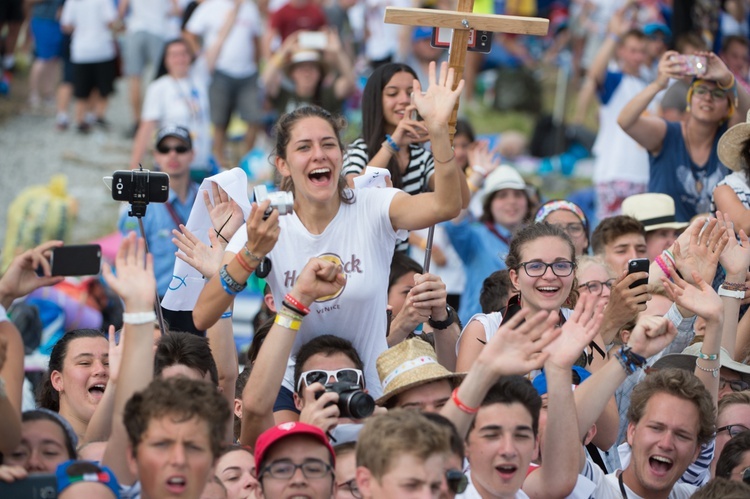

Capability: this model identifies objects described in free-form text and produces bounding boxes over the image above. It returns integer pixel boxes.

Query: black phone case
[628,258,649,289]
[51,244,102,276]
[0,474,57,498]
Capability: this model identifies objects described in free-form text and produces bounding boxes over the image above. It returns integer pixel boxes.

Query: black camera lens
[339,390,375,419]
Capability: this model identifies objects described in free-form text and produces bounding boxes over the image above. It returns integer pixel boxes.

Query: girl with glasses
[619,50,750,223]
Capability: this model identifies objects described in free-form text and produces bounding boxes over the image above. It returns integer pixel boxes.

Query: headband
[534,200,587,226]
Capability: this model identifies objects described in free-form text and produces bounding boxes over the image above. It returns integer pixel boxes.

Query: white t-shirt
[185,0,261,78]
[141,74,212,170]
[581,458,697,498]
[60,0,117,63]
[124,0,170,35]
[456,470,530,499]
[227,188,406,398]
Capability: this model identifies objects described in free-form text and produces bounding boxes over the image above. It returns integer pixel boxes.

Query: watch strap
[428,305,456,330]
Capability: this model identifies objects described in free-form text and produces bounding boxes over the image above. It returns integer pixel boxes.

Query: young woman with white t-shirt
[193,62,465,404]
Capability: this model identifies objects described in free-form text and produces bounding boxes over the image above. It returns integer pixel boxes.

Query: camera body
[253,185,294,218]
[315,381,375,419]
[112,169,170,205]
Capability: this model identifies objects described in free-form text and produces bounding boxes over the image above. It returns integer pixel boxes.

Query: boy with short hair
[591,215,647,273]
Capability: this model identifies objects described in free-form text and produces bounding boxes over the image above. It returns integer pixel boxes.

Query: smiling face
[576,262,613,307]
[489,189,528,229]
[689,81,731,123]
[381,71,416,133]
[4,419,72,473]
[217,449,260,499]
[465,402,538,499]
[165,41,192,79]
[129,414,216,499]
[51,336,109,425]
[544,210,588,256]
[276,116,343,207]
[623,393,701,497]
[257,435,335,499]
[509,236,576,314]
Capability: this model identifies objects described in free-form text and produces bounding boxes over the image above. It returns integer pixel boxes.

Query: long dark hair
[37,329,107,412]
[361,63,419,189]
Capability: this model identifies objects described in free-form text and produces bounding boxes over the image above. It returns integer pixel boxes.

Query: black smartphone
[111,169,169,204]
[0,474,57,498]
[50,244,102,276]
[628,258,650,289]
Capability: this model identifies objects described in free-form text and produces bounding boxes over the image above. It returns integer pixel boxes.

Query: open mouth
[308,167,332,185]
[166,476,187,493]
[648,456,673,476]
[495,464,518,480]
[536,286,560,296]
[88,383,106,399]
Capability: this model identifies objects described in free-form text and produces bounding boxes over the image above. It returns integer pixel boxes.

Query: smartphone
[673,54,707,77]
[0,474,57,498]
[111,169,169,204]
[627,258,650,289]
[298,31,327,50]
[51,244,102,276]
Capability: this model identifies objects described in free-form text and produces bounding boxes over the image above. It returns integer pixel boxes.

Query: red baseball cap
[254,422,336,473]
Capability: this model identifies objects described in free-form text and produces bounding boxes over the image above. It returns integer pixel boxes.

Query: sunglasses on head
[446,469,468,494]
[296,368,363,392]
[156,144,190,154]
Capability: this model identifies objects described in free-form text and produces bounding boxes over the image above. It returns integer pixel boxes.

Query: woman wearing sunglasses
[619,50,750,223]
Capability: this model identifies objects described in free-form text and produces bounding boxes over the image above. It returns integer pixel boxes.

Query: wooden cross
[384,2,549,139]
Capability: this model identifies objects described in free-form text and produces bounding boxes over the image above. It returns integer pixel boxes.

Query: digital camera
[111,169,169,205]
[253,185,293,218]
[315,381,375,419]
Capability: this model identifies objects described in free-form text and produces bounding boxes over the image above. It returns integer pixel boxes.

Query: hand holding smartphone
[627,258,650,289]
[36,244,102,277]
[671,54,707,77]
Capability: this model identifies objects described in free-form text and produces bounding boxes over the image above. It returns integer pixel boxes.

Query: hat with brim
[480,165,527,205]
[651,342,750,384]
[621,193,689,232]
[255,422,335,472]
[286,50,325,76]
[718,109,750,172]
[376,338,465,406]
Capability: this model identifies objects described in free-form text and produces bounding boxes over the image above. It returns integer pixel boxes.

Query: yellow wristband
[274,314,301,331]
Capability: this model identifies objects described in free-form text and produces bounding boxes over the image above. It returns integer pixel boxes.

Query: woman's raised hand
[412,61,465,130]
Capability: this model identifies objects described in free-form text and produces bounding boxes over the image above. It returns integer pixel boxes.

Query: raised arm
[586,5,634,88]
[715,211,750,358]
[239,257,346,448]
[204,0,241,73]
[260,32,298,98]
[389,61,465,230]
[101,233,158,486]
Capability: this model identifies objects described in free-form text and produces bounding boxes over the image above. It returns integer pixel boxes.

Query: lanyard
[164,201,185,229]
[484,221,511,246]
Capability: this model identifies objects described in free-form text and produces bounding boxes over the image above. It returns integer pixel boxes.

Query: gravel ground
[0,79,133,251]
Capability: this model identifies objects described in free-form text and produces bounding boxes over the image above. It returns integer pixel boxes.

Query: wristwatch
[428,305,457,330]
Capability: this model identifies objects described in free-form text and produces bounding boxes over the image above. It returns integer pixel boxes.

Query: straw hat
[376,338,465,406]
[718,109,750,172]
[481,165,526,205]
[621,193,689,232]
[651,342,750,384]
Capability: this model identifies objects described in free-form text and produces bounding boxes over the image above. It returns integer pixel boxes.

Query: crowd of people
[6,0,750,498]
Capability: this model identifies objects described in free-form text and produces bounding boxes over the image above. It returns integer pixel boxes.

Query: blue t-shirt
[649,120,729,222]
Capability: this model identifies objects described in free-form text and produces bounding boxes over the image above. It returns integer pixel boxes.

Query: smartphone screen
[0,474,57,498]
[51,244,102,276]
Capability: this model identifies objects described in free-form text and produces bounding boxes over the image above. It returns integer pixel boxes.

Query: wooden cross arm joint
[383,7,549,36]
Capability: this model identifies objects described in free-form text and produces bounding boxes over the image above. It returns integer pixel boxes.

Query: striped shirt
[343,138,435,252]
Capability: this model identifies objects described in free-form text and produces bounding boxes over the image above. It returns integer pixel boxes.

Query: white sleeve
[185,4,207,36]
[141,81,163,122]
[60,1,74,27]
[102,0,117,24]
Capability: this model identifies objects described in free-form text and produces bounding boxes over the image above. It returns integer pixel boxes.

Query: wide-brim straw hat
[621,193,688,232]
[718,109,750,172]
[651,342,750,384]
[376,338,465,406]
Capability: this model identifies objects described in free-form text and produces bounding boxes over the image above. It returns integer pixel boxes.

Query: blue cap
[56,460,120,498]
[532,366,592,396]
[412,26,432,42]
[643,23,672,41]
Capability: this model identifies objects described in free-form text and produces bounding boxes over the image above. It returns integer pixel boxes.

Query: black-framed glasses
[446,469,468,494]
[743,467,750,485]
[296,368,363,392]
[578,278,616,295]
[337,478,362,498]
[717,424,750,438]
[156,144,190,154]
[693,85,728,100]
[517,260,575,277]
[260,459,333,480]
[552,222,585,237]
[719,377,750,393]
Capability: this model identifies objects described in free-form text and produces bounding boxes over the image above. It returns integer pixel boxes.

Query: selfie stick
[422,226,435,273]
[135,217,168,337]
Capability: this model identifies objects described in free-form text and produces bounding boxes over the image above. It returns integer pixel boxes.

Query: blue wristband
[385,134,400,152]
[221,311,233,319]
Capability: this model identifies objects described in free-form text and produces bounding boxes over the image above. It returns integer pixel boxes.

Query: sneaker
[56,113,69,131]
[95,117,110,130]
[77,122,90,134]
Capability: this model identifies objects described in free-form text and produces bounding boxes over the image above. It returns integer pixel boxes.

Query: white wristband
[0,304,7,323]
[122,311,157,325]
[718,287,745,299]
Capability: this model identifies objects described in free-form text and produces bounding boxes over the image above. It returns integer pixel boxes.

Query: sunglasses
[296,368,363,392]
[446,469,468,494]
[156,144,190,154]
[719,377,750,393]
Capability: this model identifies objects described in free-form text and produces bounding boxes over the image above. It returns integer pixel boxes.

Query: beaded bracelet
[284,293,311,315]
[219,265,246,296]
[697,350,718,361]
[654,255,671,281]
[695,359,719,378]
[722,281,748,291]
[277,308,304,322]
[451,388,479,414]
[381,140,397,156]
[385,134,400,152]
[243,244,263,264]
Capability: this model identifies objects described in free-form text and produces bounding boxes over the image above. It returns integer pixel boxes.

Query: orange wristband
[452,388,479,414]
